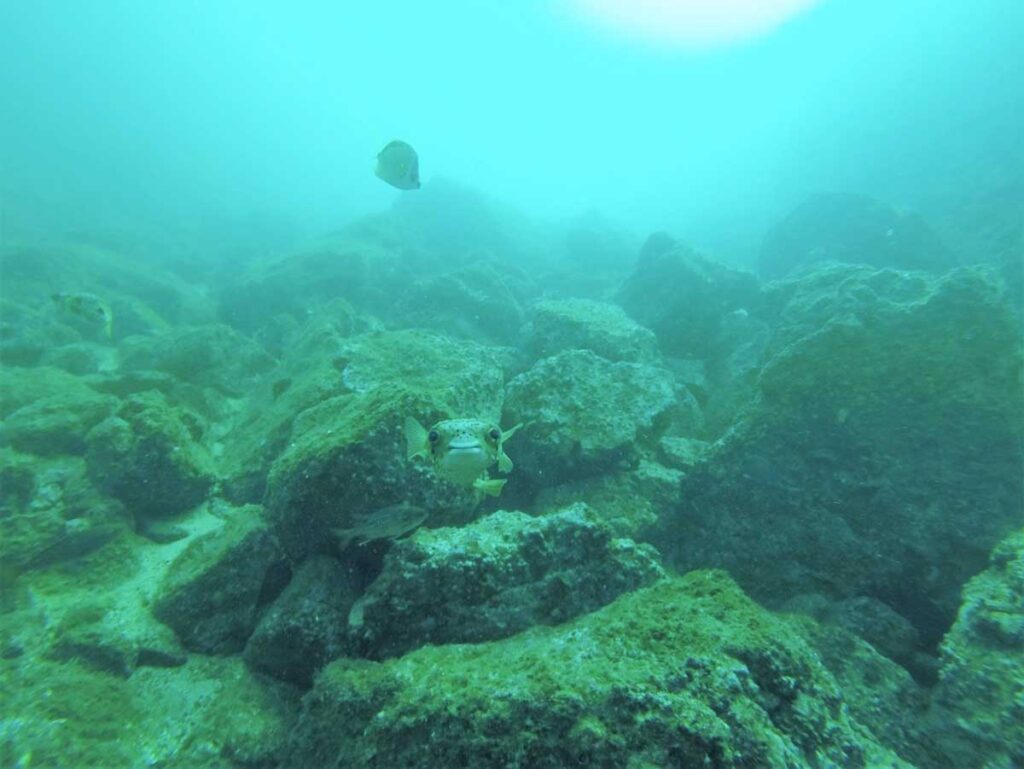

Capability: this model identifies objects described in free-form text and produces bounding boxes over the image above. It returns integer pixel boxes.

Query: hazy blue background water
[1,0,1021,263]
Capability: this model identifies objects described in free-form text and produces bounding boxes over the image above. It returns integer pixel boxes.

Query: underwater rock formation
[119,323,275,396]
[263,329,508,559]
[526,297,660,363]
[391,261,528,345]
[243,555,361,687]
[658,265,1023,647]
[503,349,692,487]
[926,528,1024,769]
[152,508,287,654]
[85,391,215,520]
[289,572,915,769]
[351,504,663,658]
[759,192,956,279]
[0,366,117,456]
[618,235,760,359]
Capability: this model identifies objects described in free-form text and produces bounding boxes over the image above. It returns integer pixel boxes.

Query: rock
[0,380,117,457]
[39,342,113,375]
[120,323,275,396]
[152,508,288,654]
[244,555,361,687]
[758,192,956,279]
[618,236,760,358]
[502,350,685,487]
[0,452,127,577]
[49,603,186,677]
[351,504,664,658]
[658,265,1024,644]
[925,529,1024,769]
[85,391,216,519]
[217,235,407,334]
[263,330,507,560]
[391,261,526,345]
[526,298,659,363]
[288,572,915,769]
[792,612,930,766]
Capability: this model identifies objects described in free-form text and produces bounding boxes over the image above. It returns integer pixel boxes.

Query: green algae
[291,571,913,768]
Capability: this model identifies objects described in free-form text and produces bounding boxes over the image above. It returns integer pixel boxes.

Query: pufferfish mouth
[446,440,484,453]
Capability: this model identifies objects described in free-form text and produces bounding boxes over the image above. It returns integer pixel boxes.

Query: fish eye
[428,430,439,443]
[488,428,500,441]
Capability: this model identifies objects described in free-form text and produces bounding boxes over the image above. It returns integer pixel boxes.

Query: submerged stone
[351,504,664,658]
[290,572,915,768]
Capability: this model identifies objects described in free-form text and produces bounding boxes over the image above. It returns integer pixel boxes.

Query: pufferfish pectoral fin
[497,451,513,474]
[496,422,523,473]
[473,477,507,498]
[404,417,430,461]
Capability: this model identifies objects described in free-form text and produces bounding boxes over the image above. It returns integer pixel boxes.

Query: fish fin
[473,477,507,498]
[501,422,523,442]
[497,451,513,474]
[404,417,429,461]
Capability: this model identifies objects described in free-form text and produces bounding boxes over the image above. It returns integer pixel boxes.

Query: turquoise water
[1,2,1022,767]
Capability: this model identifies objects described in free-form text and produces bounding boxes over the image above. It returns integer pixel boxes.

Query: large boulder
[288,572,915,769]
[758,192,955,279]
[503,349,691,487]
[351,504,664,658]
[618,235,760,359]
[0,451,126,577]
[526,298,659,363]
[243,555,361,687]
[152,508,288,654]
[119,323,275,396]
[657,265,1023,646]
[925,529,1024,769]
[390,261,528,345]
[263,330,508,560]
[0,367,117,456]
[85,391,216,519]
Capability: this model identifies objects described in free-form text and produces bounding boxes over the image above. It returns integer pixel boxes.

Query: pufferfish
[51,292,112,337]
[405,417,522,497]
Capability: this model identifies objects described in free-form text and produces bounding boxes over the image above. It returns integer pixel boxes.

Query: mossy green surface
[291,571,914,768]
[926,528,1024,768]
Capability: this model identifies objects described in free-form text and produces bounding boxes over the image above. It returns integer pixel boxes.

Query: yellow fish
[405,417,522,497]
[52,292,112,337]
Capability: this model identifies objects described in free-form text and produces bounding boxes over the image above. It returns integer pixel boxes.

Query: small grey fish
[332,502,428,550]
[375,140,420,190]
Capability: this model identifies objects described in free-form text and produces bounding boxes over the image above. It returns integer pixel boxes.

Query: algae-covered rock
[352,504,664,658]
[243,555,361,687]
[85,391,216,519]
[926,528,1024,769]
[503,349,686,486]
[391,261,527,345]
[0,651,293,769]
[152,508,287,654]
[790,612,930,766]
[120,323,275,396]
[0,365,118,457]
[263,330,508,560]
[660,265,1024,641]
[49,604,186,677]
[758,192,955,279]
[618,236,760,358]
[0,452,127,577]
[526,297,659,363]
[290,571,915,769]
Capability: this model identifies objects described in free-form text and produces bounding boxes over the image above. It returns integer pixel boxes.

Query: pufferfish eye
[428,430,439,443]
[488,428,501,441]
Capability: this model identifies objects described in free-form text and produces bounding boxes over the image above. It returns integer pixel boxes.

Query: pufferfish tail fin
[404,417,430,462]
